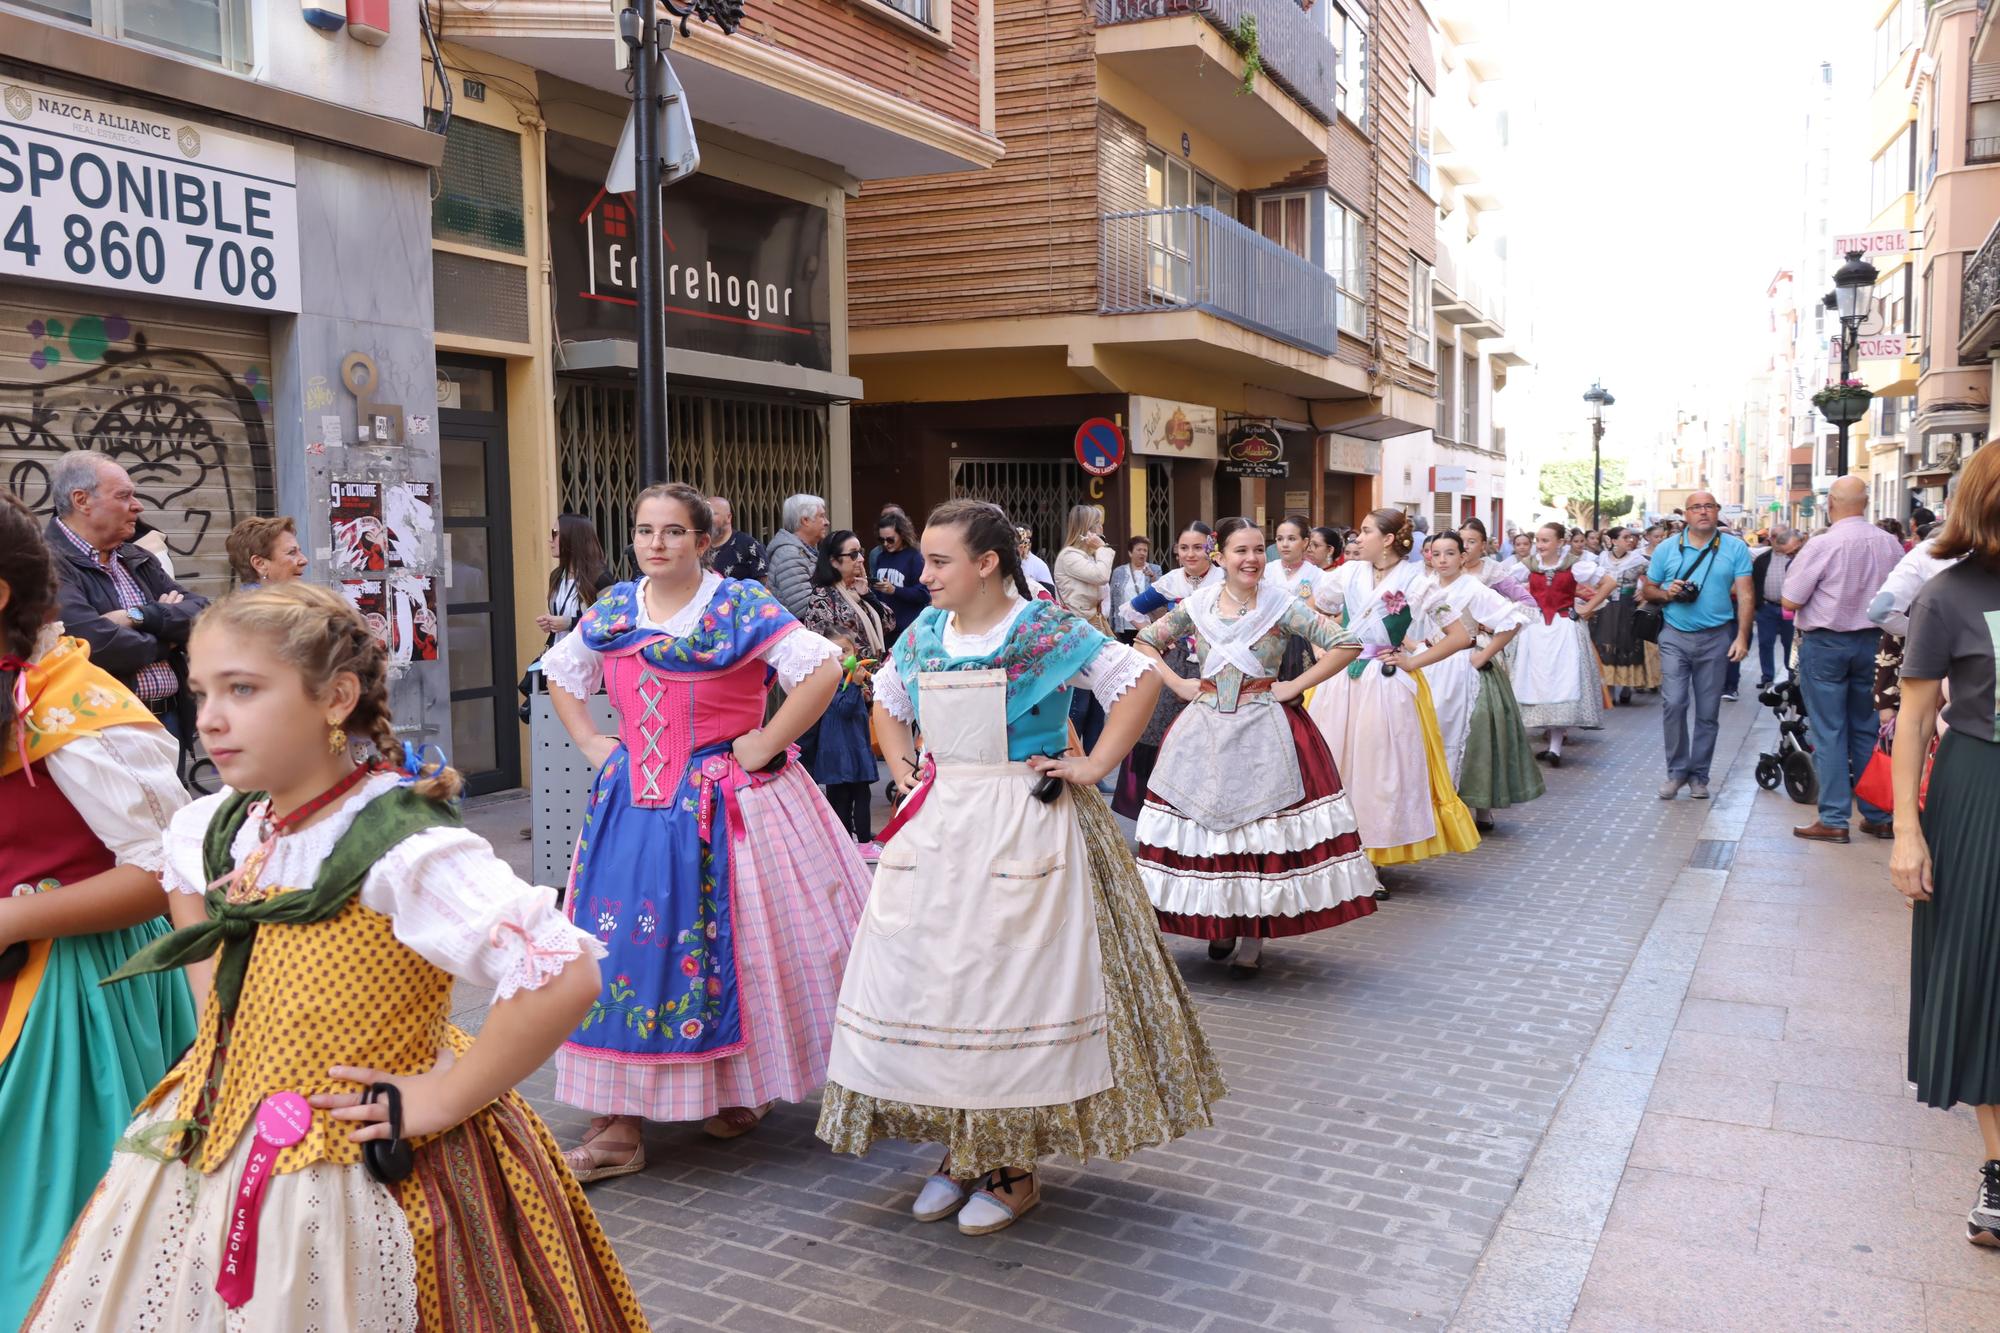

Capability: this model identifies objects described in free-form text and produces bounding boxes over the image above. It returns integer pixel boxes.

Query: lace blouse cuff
[873,658,915,723]
[762,627,841,692]
[1080,641,1150,709]
[488,914,608,1003]
[539,629,603,699]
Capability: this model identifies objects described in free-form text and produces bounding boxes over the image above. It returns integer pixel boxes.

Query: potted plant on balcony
[1811,378,1873,424]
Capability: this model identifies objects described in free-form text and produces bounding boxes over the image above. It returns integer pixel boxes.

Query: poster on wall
[390,574,439,664]
[545,131,832,372]
[337,578,388,644]
[384,480,436,568]
[0,77,301,312]
[330,481,386,571]
[1129,396,1219,460]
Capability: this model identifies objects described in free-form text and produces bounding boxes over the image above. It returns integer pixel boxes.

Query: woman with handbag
[1889,440,2000,1252]
[1592,528,1658,703]
[1132,518,1378,977]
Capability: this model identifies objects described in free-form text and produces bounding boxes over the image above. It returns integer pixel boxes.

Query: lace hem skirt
[815,785,1227,1178]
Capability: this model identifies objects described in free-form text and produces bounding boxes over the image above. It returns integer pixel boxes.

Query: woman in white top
[1512,521,1616,765]
[1265,514,1324,680]
[1112,524,1223,818]
[1307,509,1481,867]
[1421,532,1543,831]
[1054,505,1118,753]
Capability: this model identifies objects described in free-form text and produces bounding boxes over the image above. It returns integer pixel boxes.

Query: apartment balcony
[1433,248,1505,338]
[1093,0,1333,161]
[1959,217,2000,362]
[1101,205,1338,356]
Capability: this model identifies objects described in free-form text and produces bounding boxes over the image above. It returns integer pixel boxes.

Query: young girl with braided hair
[27,581,647,1331]
[0,493,195,1330]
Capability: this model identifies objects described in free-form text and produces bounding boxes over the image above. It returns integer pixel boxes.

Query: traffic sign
[1074,417,1126,476]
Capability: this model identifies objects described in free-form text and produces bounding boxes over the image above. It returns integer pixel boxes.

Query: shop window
[14,0,250,70]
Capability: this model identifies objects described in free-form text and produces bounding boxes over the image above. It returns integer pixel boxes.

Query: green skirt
[1911,730,2000,1109]
[816,784,1227,1178]
[0,917,196,1331]
[1457,661,1547,811]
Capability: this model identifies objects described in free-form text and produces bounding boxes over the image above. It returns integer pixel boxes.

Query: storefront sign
[1221,423,1289,479]
[1430,464,1470,492]
[0,77,300,312]
[1130,395,1218,459]
[547,131,830,371]
[1832,229,1906,259]
[1323,433,1382,475]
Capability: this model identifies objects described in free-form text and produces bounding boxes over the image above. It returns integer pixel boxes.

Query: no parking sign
[1074,418,1125,476]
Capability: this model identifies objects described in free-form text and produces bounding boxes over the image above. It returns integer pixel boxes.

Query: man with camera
[1781,476,1907,843]
[1644,493,1754,800]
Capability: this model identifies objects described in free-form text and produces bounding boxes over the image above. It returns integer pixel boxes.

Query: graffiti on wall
[1,305,276,596]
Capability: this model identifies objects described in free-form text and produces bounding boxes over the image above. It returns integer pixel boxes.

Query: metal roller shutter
[0,282,275,599]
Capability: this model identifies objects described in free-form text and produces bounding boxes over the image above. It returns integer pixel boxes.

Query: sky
[1507,0,1875,478]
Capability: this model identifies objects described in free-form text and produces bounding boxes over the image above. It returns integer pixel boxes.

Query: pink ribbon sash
[215,1091,313,1309]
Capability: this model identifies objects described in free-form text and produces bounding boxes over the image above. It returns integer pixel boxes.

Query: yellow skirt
[1367,670,1483,867]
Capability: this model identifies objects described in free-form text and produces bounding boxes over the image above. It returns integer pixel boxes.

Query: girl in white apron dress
[817,501,1225,1236]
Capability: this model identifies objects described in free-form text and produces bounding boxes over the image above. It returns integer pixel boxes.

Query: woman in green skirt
[0,496,196,1327]
[1890,443,2000,1250]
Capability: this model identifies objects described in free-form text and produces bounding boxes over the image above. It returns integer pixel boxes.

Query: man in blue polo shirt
[1644,492,1754,799]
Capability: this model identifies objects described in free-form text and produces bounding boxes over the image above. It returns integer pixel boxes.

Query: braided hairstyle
[0,493,58,763]
[197,583,463,801]
[925,498,1032,600]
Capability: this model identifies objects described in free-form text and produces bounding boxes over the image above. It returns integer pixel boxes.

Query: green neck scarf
[104,786,460,1016]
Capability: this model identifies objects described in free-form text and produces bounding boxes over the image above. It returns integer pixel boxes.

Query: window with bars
[555,381,829,570]
[1146,460,1174,557]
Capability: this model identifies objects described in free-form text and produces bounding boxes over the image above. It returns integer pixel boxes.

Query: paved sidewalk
[462,695,1796,1332]
[1453,717,1996,1331]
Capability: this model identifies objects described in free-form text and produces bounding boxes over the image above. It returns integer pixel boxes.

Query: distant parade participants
[1307,509,1482,866]
[543,485,868,1176]
[818,500,1224,1236]
[1592,526,1655,702]
[1459,518,1532,603]
[0,497,195,1327]
[1264,514,1326,681]
[28,582,645,1330]
[1132,518,1378,976]
[1420,531,1543,830]
[1512,522,1614,765]
[1112,523,1222,818]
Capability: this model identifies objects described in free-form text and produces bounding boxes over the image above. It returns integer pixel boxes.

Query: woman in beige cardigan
[1055,504,1116,753]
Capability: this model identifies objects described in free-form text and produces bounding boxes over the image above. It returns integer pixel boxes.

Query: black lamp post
[1820,249,1880,479]
[1584,380,1614,530]
[623,0,743,485]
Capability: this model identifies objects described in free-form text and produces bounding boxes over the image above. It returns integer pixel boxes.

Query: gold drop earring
[328,722,348,755]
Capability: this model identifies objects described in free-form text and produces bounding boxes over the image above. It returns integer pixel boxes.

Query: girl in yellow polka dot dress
[25,584,647,1332]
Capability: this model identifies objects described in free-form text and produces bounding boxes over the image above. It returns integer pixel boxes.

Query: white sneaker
[912,1173,968,1222]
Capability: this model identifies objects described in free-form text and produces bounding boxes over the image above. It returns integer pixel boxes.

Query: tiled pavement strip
[457,693,1987,1332]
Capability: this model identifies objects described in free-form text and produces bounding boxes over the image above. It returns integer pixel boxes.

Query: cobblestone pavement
[462,694,1765,1332]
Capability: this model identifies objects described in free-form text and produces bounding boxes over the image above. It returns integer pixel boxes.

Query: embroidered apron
[825,668,1112,1111]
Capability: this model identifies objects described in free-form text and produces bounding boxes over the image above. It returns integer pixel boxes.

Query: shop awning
[556,340,864,403]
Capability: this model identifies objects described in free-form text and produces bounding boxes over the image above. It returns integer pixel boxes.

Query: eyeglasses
[633,524,697,545]
[1687,503,1720,512]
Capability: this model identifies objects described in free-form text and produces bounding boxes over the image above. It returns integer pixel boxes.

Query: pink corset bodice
[604,652,770,807]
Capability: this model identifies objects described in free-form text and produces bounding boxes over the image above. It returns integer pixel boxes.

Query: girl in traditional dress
[1512,521,1615,766]
[545,485,868,1173]
[1459,519,1532,604]
[1419,531,1544,832]
[0,496,196,1329]
[817,500,1224,1236]
[1134,517,1378,977]
[1265,514,1325,682]
[28,581,645,1331]
[1111,522,1221,818]
[1307,509,1481,867]
[1592,527,1655,703]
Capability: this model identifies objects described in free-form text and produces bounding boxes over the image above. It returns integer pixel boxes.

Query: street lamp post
[1584,381,1614,530]
[1821,249,1881,479]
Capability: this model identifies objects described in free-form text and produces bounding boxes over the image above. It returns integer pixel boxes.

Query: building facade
[414,0,999,789]
[1,0,453,764]
[1943,0,2000,497]
[841,0,1463,554]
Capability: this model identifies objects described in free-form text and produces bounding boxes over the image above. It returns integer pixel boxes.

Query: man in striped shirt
[43,451,207,736]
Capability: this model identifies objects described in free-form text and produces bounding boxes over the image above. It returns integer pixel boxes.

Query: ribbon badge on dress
[215,1091,313,1309]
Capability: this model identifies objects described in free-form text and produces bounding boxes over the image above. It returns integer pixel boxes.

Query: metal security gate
[1146,459,1174,555]
[556,379,828,558]
[0,282,274,600]
[948,458,1079,557]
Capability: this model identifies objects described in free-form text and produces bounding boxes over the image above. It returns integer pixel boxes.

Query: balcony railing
[1971,135,2000,163]
[1959,216,2000,357]
[1101,206,1339,356]
[1094,0,1338,124]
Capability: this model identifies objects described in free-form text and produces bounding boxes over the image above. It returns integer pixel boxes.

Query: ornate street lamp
[1584,380,1614,530]
[1819,250,1881,478]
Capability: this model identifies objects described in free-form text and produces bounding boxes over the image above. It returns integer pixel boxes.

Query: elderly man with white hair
[1751,525,1805,690]
[41,450,208,737]
[765,492,829,618]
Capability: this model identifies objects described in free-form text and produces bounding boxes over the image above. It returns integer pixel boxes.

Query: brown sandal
[563,1117,646,1183]
[701,1101,776,1140]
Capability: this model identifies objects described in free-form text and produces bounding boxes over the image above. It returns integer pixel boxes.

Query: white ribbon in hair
[1184,581,1292,680]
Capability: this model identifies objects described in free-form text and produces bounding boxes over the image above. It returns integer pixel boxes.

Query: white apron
[825,668,1112,1111]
